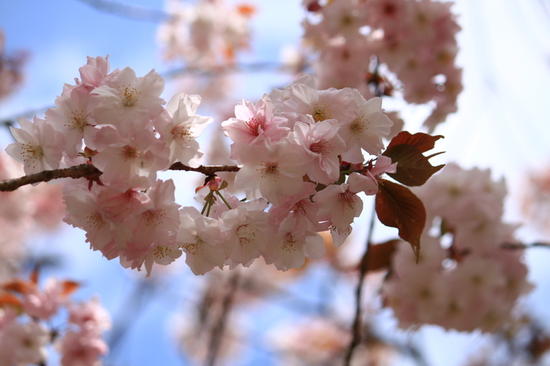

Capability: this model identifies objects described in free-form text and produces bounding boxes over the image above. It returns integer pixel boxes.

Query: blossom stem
[206,270,240,366]
[343,200,377,366]
[0,163,240,192]
[215,191,232,210]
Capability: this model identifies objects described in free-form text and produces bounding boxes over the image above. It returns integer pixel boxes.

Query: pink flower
[68,298,111,333]
[220,199,269,268]
[292,119,346,184]
[63,185,122,257]
[339,95,393,162]
[279,82,357,127]
[6,117,63,174]
[121,180,182,275]
[21,278,70,320]
[222,97,289,163]
[0,321,49,365]
[58,330,108,366]
[91,126,170,189]
[77,55,110,90]
[262,216,324,271]
[347,155,396,195]
[313,184,363,245]
[234,140,308,204]
[92,67,164,132]
[269,182,326,233]
[157,93,212,164]
[45,86,96,158]
[177,207,225,275]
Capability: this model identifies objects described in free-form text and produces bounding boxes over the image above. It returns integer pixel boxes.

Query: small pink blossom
[58,330,108,366]
[68,298,111,333]
[222,97,289,163]
[6,117,63,174]
[314,184,363,245]
[292,119,346,184]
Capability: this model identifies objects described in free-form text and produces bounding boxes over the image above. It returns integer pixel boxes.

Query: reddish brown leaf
[61,281,80,297]
[30,267,40,285]
[364,240,400,272]
[384,144,444,186]
[3,280,34,294]
[386,131,444,153]
[0,293,22,309]
[383,131,445,187]
[375,179,426,260]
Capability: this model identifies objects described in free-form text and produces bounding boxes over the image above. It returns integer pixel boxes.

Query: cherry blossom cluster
[218,75,397,271]
[5,56,402,276]
[382,163,531,332]
[302,0,462,130]
[158,0,254,67]
[521,167,550,236]
[0,152,64,280]
[269,317,395,365]
[0,274,110,366]
[0,30,26,101]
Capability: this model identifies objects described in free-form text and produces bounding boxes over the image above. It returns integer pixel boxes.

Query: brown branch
[343,202,377,366]
[0,164,102,191]
[0,163,240,192]
[501,242,550,250]
[205,270,240,366]
[75,0,170,22]
[168,162,240,175]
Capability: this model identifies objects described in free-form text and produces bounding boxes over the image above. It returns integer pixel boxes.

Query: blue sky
[1,0,550,365]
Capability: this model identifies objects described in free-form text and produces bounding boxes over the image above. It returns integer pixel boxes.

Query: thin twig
[75,0,170,22]
[107,279,156,359]
[205,270,240,366]
[162,62,288,78]
[501,242,550,250]
[0,162,240,192]
[0,164,101,191]
[343,202,377,366]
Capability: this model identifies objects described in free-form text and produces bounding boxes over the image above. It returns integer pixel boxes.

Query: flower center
[349,118,365,134]
[246,116,265,137]
[236,224,255,245]
[309,140,328,154]
[281,233,297,252]
[312,106,329,122]
[263,162,278,175]
[22,143,44,160]
[121,145,138,160]
[122,87,138,107]
[70,111,89,131]
[171,125,191,140]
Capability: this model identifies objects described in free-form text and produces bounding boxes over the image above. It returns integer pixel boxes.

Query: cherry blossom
[6,117,63,175]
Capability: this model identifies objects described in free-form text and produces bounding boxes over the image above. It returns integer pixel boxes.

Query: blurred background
[1,0,550,365]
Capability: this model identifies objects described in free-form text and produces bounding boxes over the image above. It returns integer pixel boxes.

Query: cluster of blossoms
[5,56,401,276]
[0,152,64,280]
[269,318,352,365]
[269,318,395,365]
[302,0,462,130]
[158,0,254,68]
[0,30,26,101]
[0,274,110,366]
[521,167,550,236]
[383,163,531,332]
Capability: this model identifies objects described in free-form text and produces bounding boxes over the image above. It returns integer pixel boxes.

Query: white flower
[157,93,212,164]
[6,117,63,174]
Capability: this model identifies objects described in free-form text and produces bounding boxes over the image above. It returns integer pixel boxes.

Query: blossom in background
[158,0,253,68]
[302,0,462,131]
[383,164,532,332]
